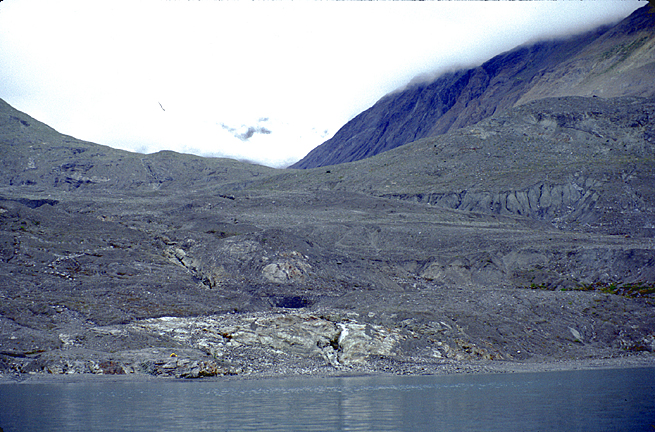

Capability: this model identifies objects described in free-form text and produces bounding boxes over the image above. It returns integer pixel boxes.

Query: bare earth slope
[1,94,653,379]
[291,4,655,169]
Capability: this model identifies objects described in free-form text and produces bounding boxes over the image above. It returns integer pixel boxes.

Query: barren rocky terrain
[2,6,655,382]
[1,91,654,381]
[292,4,655,168]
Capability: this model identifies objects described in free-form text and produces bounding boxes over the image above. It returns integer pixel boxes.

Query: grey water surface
[1,367,654,431]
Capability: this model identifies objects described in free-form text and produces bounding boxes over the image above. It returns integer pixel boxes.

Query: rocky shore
[3,285,654,382]
[2,342,654,384]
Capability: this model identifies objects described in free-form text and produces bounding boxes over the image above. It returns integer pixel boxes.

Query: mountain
[266,95,655,239]
[3,6,655,379]
[291,4,655,169]
[2,94,653,379]
[0,98,276,193]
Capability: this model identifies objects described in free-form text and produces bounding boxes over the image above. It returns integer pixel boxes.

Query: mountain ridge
[291,4,655,169]
[0,98,276,193]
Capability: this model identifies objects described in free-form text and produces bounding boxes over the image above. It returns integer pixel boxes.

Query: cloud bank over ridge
[0,1,644,167]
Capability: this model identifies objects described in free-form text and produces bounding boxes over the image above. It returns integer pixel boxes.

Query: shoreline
[2,353,653,385]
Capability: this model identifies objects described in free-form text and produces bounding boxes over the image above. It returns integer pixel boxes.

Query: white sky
[0,1,645,168]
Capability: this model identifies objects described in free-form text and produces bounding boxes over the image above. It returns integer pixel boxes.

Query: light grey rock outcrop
[127,313,405,368]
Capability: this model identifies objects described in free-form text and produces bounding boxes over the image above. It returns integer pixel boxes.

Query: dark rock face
[291,5,655,169]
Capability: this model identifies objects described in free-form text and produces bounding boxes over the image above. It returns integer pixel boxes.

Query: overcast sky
[0,1,645,168]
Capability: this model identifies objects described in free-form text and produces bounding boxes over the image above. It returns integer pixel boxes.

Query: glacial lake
[1,367,654,431]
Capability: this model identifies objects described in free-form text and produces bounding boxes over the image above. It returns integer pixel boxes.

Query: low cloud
[238,125,272,141]
[220,121,272,142]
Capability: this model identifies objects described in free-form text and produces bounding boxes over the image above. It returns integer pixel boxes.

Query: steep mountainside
[292,4,655,169]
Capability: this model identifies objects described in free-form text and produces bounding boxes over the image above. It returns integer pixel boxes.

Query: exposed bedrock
[383,180,600,221]
[5,297,654,378]
[382,175,653,237]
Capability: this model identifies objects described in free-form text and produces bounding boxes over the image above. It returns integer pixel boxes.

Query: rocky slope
[1,94,654,380]
[274,96,655,239]
[291,4,655,169]
[0,98,276,192]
